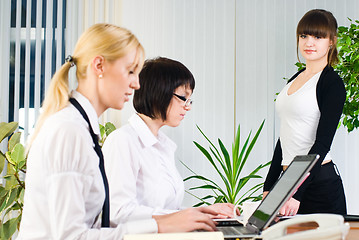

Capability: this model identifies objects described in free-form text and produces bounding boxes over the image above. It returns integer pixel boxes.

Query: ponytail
[27,23,144,150]
[28,61,72,148]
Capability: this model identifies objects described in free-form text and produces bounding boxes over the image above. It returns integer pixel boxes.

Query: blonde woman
[18,24,217,239]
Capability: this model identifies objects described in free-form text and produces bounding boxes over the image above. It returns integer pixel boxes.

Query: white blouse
[18,91,157,240]
[102,113,184,224]
[276,71,332,165]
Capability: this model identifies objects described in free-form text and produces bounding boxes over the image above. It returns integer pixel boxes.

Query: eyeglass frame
[173,93,193,107]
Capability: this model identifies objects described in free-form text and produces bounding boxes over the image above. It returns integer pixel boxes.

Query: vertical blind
[0,0,122,144]
[0,0,66,142]
[0,0,122,179]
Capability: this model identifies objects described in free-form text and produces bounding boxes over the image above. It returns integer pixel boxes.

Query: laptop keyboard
[217,226,253,235]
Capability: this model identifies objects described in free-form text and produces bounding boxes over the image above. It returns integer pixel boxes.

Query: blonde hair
[29,23,144,147]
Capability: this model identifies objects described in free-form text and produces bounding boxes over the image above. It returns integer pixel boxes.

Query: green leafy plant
[0,120,114,239]
[99,122,116,146]
[337,18,359,132]
[0,122,26,239]
[183,120,270,206]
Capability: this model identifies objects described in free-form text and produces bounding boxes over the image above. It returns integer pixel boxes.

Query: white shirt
[18,91,157,240]
[102,113,184,224]
[276,72,332,165]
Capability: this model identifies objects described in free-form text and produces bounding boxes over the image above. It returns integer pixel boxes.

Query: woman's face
[298,34,332,65]
[98,49,140,110]
[163,85,193,127]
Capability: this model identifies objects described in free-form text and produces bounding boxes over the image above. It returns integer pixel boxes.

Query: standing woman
[18,24,217,239]
[263,9,347,216]
[102,57,235,225]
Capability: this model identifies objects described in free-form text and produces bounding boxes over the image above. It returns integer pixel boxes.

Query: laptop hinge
[246,223,260,234]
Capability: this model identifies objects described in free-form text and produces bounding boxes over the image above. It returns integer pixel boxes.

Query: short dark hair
[133,57,195,121]
[296,9,338,66]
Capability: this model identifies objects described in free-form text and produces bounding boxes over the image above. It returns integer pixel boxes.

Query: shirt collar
[129,114,158,147]
[71,90,101,137]
[128,114,177,152]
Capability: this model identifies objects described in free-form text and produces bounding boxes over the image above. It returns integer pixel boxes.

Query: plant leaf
[237,120,265,179]
[193,202,206,207]
[193,141,231,193]
[8,132,21,152]
[232,123,241,177]
[0,188,18,213]
[236,132,251,179]
[184,175,222,190]
[105,122,116,136]
[99,124,106,139]
[11,143,25,166]
[0,214,21,240]
[189,184,218,190]
[5,165,17,190]
[0,122,18,143]
[196,125,223,162]
[0,152,5,174]
[218,138,232,182]
[214,195,225,203]
[209,147,229,178]
[0,186,7,198]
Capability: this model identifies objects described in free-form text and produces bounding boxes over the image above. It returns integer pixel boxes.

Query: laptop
[216,154,320,239]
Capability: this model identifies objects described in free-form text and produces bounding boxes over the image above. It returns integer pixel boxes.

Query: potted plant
[0,122,26,239]
[183,120,270,206]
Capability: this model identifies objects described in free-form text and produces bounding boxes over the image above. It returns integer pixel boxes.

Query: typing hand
[153,207,217,233]
[203,203,238,219]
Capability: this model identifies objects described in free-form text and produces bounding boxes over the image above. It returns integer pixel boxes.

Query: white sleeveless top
[276,71,332,165]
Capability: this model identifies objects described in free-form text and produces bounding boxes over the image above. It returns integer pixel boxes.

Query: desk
[346,222,359,240]
[287,221,359,239]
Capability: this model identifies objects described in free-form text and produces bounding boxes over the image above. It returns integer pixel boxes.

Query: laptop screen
[247,154,319,231]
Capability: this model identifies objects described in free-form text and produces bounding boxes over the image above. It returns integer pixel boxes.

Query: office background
[1,0,358,214]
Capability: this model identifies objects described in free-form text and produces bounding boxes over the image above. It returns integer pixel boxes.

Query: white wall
[120,0,236,207]
[120,0,359,213]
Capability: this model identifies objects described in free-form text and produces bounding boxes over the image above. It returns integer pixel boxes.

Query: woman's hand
[202,203,238,219]
[153,207,217,233]
[279,197,300,216]
[263,191,269,199]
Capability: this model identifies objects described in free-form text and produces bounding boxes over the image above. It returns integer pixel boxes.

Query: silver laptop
[216,154,320,239]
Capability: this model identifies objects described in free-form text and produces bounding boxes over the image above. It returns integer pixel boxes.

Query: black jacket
[263,65,346,201]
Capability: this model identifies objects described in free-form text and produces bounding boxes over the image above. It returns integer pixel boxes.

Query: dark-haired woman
[102,57,235,225]
[263,9,347,216]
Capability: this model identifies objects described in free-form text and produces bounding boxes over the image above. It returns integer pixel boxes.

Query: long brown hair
[296,9,338,66]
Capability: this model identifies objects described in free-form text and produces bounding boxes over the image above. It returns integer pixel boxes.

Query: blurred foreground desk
[123,222,358,240]
[287,221,359,239]
[124,231,224,240]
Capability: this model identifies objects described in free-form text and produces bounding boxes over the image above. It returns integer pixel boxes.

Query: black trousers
[298,161,347,215]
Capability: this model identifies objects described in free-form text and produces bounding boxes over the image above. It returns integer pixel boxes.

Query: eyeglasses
[173,93,193,107]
